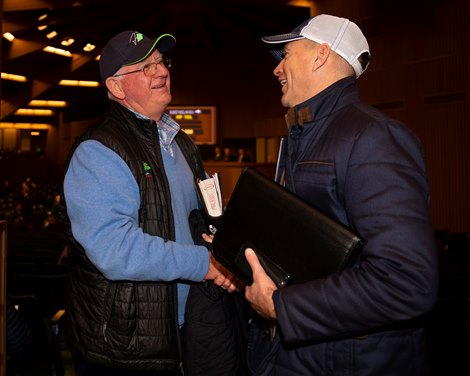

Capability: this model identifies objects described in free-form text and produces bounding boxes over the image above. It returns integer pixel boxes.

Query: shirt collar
[127,107,181,155]
[157,113,180,156]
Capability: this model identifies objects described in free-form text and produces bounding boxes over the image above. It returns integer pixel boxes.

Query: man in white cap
[61,30,244,375]
[243,14,438,375]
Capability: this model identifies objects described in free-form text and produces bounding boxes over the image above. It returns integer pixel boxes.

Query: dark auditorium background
[1,0,469,375]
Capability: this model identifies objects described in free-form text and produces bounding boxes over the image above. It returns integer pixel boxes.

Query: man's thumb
[245,248,262,276]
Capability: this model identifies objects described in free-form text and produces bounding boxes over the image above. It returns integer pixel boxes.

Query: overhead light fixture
[43,46,72,57]
[3,32,15,42]
[287,0,314,6]
[30,131,41,136]
[0,123,50,130]
[61,37,75,46]
[287,0,317,15]
[83,43,96,52]
[46,31,58,39]
[38,25,48,31]
[14,108,54,116]
[59,79,100,87]
[29,100,67,107]
[38,13,48,21]
[1,72,28,82]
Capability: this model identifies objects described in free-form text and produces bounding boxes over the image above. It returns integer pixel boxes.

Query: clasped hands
[202,233,278,320]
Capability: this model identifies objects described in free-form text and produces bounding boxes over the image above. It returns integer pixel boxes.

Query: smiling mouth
[280,79,287,86]
[152,82,166,89]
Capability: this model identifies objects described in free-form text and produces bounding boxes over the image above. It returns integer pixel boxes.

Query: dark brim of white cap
[262,33,305,61]
[261,33,304,44]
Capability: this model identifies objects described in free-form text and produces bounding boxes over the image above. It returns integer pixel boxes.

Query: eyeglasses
[113,57,172,78]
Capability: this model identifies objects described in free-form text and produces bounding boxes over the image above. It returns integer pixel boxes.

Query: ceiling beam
[4,38,46,60]
[3,0,58,12]
[1,53,95,120]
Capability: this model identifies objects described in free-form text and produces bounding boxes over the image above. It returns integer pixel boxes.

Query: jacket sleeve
[64,140,209,282]
[273,120,439,344]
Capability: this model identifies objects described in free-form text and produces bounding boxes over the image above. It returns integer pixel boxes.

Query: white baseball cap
[261,14,371,78]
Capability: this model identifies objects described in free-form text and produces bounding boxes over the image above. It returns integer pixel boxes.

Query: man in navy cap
[243,14,438,375]
[61,30,243,375]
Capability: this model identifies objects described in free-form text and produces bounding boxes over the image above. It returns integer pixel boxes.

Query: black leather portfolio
[212,167,363,287]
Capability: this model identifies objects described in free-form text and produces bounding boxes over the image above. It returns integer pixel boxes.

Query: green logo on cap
[130,31,144,45]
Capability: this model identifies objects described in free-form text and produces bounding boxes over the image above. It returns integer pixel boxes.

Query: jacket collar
[285,76,359,128]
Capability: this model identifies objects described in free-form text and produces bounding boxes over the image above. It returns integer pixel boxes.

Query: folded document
[196,173,223,234]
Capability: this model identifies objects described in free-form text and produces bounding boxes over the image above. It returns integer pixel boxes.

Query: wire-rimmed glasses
[113,58,172,77]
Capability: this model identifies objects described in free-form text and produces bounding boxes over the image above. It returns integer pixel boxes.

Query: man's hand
[202,233,241,292]
[244,248,278,320]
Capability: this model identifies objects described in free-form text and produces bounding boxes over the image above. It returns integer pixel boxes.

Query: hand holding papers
[196,173,223,234]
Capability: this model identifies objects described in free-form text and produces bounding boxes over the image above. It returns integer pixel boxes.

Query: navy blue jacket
[249,77,438,375]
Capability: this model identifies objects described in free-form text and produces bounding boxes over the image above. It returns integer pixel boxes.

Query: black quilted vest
[62,101,205,372]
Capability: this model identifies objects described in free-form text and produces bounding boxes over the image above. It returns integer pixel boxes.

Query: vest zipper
[101,283,118,344]
[102,322,108,342]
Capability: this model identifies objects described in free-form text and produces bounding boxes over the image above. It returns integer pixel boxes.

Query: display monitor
[166,106,217,145]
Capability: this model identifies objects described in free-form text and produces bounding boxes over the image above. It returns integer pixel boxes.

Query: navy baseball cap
[99,30,176,81]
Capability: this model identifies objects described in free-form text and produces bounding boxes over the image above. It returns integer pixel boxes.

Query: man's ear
[105,77,125,100]
[313,43,331,71]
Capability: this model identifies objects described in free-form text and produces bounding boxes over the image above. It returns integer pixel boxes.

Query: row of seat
[6,220,69,375]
